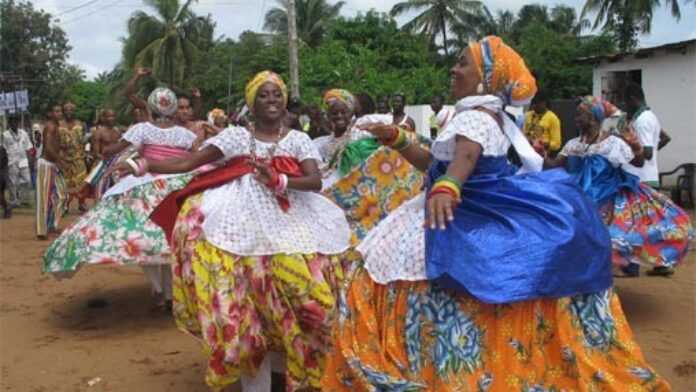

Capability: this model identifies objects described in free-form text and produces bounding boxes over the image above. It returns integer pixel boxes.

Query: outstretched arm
[126,68,150,110]
[363,123,432,172]
[147,145,222,174]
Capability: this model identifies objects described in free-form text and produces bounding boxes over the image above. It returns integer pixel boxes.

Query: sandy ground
[1,208,695,392]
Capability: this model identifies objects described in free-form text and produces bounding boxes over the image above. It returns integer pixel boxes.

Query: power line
[56,0,102,16]
[58,0,122,26]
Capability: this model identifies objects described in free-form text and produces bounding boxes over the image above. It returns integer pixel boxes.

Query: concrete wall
[592,44,696,186]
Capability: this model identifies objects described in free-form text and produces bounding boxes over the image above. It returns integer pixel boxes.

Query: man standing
[429,94,454,139]
[2,118,33,207]
[85,108,124,199]
[36,105,67,239]
[623,83,666,188]
[59,101,88,212]
[391,94,416,132]
[523,93,562,156]
[0,142,10,218]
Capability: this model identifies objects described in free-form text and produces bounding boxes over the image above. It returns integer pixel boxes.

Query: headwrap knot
[469,36,537,107]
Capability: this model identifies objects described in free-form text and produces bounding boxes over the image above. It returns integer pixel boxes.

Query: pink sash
[141,144,191,161]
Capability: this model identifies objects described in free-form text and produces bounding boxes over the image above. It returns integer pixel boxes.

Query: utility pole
[287,0,300,99]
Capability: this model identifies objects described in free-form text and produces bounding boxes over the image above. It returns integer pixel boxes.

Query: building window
[601,70,642,109]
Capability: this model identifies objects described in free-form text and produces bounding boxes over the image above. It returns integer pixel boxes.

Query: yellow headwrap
[245,71,288,111]
[468,36,537,106]
[323,89,356,112]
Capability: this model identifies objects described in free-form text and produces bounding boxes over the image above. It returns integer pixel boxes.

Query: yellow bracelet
[433,180,461,199]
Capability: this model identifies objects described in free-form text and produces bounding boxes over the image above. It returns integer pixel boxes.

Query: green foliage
[263,0,345,47]
[0,0,82,113]
[64,80,109,123]
[514,24,615,98]
[121,0,215,87]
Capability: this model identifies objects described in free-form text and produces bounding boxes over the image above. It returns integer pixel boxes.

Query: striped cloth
[35,158,66,236]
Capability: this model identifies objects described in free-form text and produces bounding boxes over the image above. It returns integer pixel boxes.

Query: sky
[33,0,696,80]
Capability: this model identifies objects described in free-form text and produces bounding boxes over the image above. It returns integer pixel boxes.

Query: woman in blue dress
[322,36,669,391]
[545,96,693,277]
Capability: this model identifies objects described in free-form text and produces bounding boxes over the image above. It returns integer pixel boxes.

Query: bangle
[437,175,462,188]
[428,186,458,201]
[430,175,462,200]
[391,128,412,151]
[136,158,149,176]
[126,158,139,175]
[275,174,288,194]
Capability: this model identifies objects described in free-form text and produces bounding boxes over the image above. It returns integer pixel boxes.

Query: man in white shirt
[429,94,454,139]
[623,83,668,188]
[2,118,33,206]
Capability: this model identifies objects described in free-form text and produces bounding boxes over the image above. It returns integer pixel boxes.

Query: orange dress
[322,268,670,391]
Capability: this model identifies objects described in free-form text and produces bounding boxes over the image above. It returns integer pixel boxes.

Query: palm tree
[389,0,484,57]
[582,0,693,51]
[263,0,345,47]
[121,0,213,87]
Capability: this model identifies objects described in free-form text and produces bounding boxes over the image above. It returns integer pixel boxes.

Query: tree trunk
[441,16,449,57]
[287,0,300,99]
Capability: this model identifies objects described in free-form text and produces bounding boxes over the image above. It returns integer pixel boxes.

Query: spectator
[523,93,562,155]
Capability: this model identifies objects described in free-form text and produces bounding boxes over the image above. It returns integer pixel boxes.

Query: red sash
[150,155,303,242]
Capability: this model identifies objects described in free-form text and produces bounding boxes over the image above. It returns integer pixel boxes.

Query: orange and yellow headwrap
[245,71,288,111]
[323,89,356,112]
[469,36,537,107]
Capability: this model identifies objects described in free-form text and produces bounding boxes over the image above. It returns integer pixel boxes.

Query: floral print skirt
[601,183,693,268]
[172,194,358,391]
[322,268,670,392]
[323,147,423,245]
[43,173,194,274]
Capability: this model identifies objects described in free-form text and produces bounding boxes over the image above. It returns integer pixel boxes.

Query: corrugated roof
[577,39,696,64]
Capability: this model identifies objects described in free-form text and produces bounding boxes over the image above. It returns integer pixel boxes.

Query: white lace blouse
[103,123,199,198]
[560,134,634,167]
[122,122,197,149]
[198,127,351,256]
[431,110,510,160]
[360,102,512,284]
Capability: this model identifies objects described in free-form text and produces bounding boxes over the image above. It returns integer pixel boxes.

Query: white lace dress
[197,127,351,256]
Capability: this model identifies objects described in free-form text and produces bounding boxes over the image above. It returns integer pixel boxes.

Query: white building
[583,39,696,181]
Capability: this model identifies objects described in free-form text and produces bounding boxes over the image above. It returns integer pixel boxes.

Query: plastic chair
[659,163,695,208]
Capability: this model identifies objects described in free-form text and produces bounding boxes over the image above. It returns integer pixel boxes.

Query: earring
[476,83,485,94]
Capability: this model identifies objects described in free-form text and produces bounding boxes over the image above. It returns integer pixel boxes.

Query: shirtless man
[391,93,416,132]
[85,109,124,199]
[36,105,67,239]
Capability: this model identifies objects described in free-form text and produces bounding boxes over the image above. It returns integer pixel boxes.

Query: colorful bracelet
[391,128,412,151]
[429,175,462,200]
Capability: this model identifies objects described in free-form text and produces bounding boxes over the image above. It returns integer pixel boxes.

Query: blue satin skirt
[425,157,613,304]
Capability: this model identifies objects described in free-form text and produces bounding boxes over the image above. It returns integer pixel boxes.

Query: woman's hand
[425,193,460,230]
[251,160,277,187]
[360,123,397,142]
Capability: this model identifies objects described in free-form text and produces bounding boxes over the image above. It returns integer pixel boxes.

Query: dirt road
[1,209,695,391]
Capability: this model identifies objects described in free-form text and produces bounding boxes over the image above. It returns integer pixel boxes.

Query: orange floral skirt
[322,268,670,391]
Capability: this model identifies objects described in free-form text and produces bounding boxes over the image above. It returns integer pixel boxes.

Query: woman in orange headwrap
[322,36,669,391]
